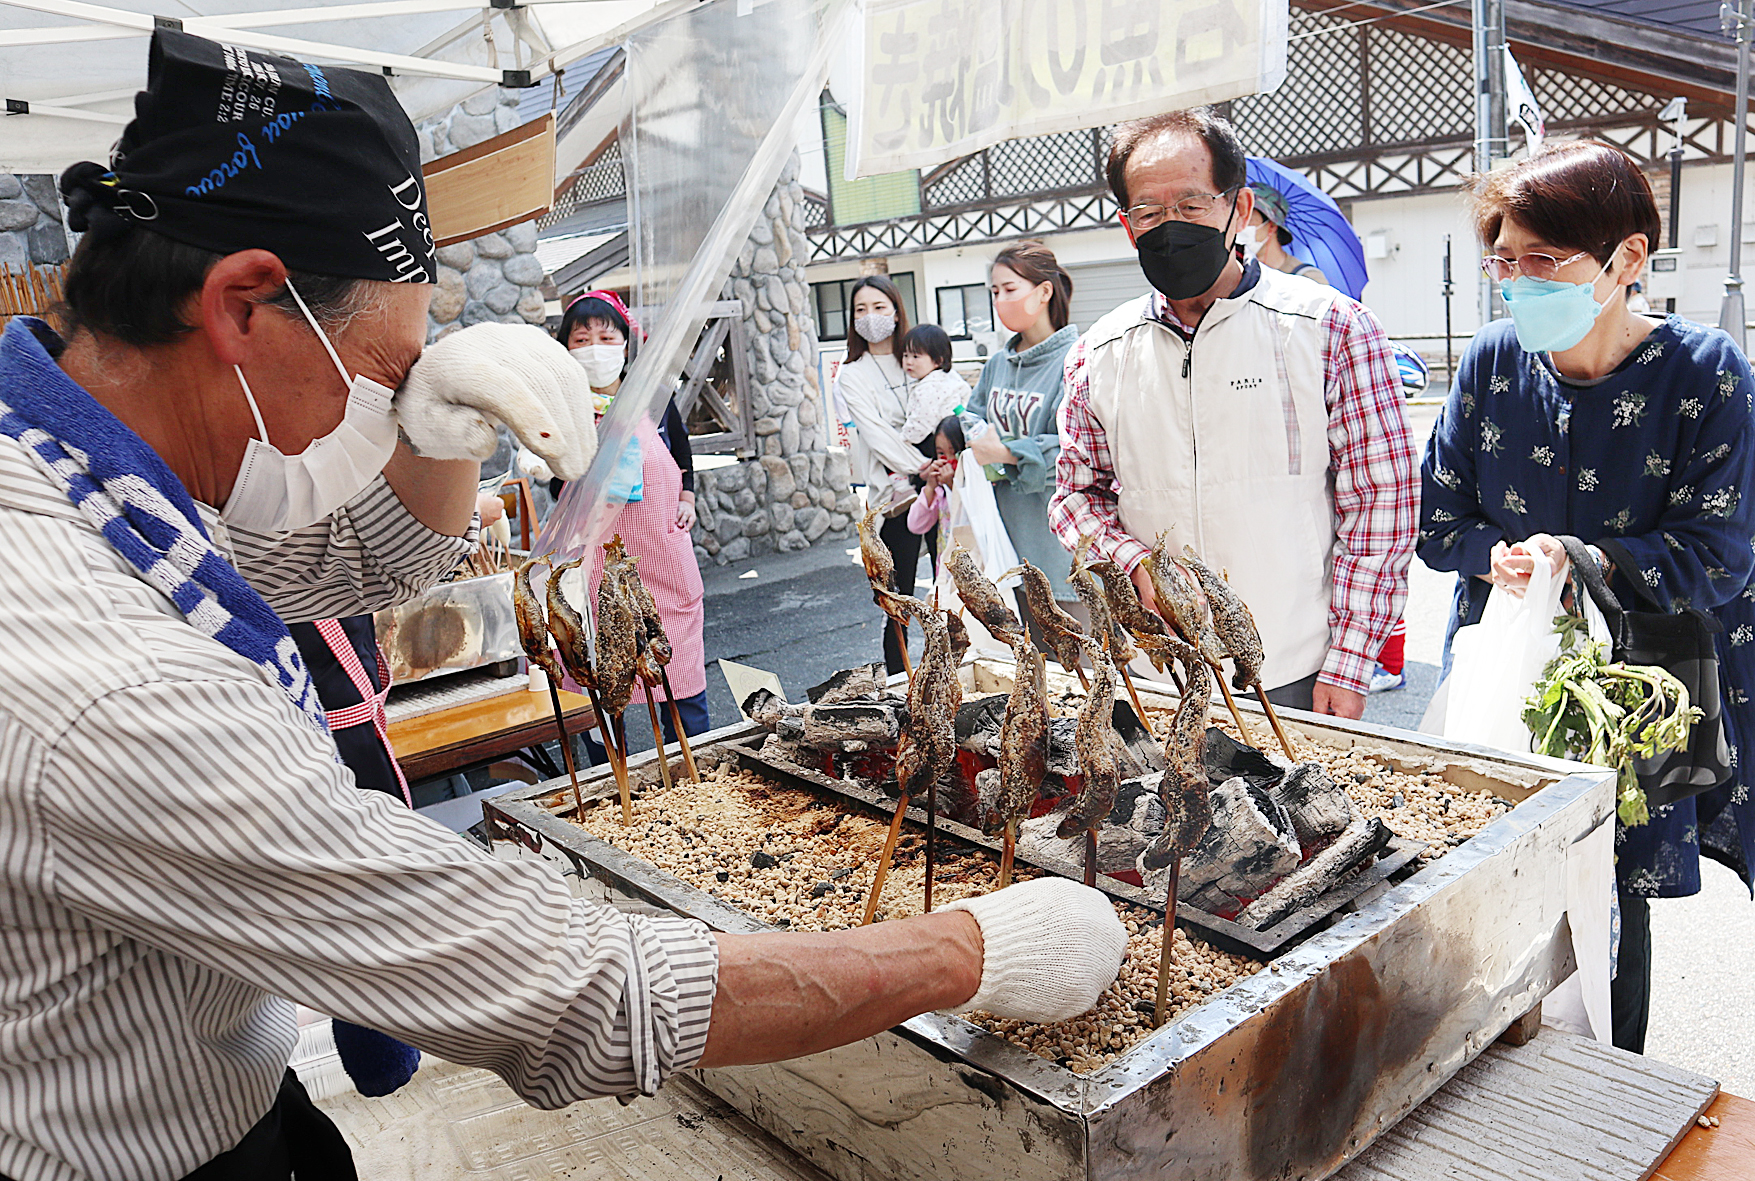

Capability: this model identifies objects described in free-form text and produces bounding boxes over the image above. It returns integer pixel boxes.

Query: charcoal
[1159,776,1302,914]
[797,702,903,752]
[1271,762,1356,849]
[1014,778,1167,877]
[1201,726,1283,789]
[1235,817,1394,930]
[743,687,788,728]
[955,694,1008,755]
[1110,701,1166,778]
[807,662,888,704]
[973,767,1001,830]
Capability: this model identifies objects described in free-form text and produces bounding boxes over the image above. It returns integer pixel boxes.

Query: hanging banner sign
[847,0,1289,179]
[1503,47,1546,156]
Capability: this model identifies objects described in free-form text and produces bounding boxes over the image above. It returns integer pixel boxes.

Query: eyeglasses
[1122,186,1241,232]
[1479,249,1593,282]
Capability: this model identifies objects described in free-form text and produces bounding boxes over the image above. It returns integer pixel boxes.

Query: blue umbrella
[1245,156,1370,301]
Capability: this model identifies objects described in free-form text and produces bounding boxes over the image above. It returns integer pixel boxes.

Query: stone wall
[691,151,856,564]
[0,172,71,272]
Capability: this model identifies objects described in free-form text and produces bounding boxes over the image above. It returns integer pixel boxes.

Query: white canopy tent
[0,0,671,173]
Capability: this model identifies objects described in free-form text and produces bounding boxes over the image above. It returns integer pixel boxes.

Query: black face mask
[1135,198,1239,300]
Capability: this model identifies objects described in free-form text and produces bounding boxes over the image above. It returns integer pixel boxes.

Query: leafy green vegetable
[1522,619,1699,826]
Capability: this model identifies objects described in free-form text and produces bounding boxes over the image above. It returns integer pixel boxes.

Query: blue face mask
[1498,256,1614,353]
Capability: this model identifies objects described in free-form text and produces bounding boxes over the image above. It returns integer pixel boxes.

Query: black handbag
[1555,535,1732,809]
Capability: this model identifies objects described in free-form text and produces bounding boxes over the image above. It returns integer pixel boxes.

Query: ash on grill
[563,760,1258,1074]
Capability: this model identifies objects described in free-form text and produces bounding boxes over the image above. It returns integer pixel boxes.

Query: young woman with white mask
[835,273,934,675]
[965,242,1083,634]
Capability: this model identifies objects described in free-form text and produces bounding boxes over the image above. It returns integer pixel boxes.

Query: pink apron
[587,413,707,699]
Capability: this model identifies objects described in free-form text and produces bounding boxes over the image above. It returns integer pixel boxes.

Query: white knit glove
[397,324,598,481]
[941,877,1126,1023]
[515,446,554,485]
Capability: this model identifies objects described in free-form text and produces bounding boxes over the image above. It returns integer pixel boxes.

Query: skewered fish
[544,557,595,689]
[1146,534,1228,668]
[945,610,971,664]
[946,546,1021,643]
[1181,546,1265,691]
[1057,638,1120,840]
[594,553,639,717]
[1003,560,1087,682]
[1070,537,1137,666]
[1086,556,1186,673]
[1142,655,1215,870]
[893,596,961,796]
[513,556,566,684]
[995,635,1050,887]
[858,507,910,621]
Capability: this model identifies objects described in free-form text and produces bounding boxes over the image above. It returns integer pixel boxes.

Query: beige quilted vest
[1083,267,1341,690]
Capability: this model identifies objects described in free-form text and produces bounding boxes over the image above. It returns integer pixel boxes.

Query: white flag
[1504,47,1545,155]
[847,0,1290,179]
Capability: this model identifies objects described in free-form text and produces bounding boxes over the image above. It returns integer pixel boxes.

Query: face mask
[571,343,625,388]
[1135,199,1238,300]
[221,281,400,534]
[994,282,1051,334]
[854,313,895,344]
[1239,225,1265,261]
[1499,254,1616,353]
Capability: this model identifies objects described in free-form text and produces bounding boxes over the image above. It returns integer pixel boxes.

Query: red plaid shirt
[1050,289,1417,696]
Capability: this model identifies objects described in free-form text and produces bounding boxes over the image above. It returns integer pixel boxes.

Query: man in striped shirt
[0,33,1125,1181]
[1048,109,1417,719]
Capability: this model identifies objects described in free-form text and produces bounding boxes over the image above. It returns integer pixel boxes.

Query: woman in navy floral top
[1419,142,1754,1054]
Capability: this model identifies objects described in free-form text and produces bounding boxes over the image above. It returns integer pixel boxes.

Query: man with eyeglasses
[1048,108,1417,718]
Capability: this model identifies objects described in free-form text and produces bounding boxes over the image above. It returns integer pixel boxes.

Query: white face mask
[571,343,625,388]
[1239,225,1265,261]
[221,281,400,534]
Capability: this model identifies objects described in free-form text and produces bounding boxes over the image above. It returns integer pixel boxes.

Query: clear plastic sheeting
[535,0,849,565]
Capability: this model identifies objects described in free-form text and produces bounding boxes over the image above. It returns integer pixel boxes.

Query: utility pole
[1661,96,1686,314]
[1442,234,1455,384]
[1721,0,1751,351]
[1473,0,1508,326]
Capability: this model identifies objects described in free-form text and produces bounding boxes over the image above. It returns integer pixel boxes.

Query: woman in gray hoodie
[967,242,1082,615]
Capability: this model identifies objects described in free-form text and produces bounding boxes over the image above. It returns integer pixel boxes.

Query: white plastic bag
[932,454,1022,658]
[1442,555,1567,752]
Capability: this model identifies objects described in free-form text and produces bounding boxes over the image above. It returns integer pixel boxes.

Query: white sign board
[847,0,1289,179]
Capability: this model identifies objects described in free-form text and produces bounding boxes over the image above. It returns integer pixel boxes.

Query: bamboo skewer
[1084,829,1099,888]
[1153,858,1182,1027]
[1254,686,1298,761]
[545,674,586,818]
[924,775,937,913]
[891,618,913,679]
[861,788,912,925]
[1211,671,1258,749]
[658,666,700,782]
[1117,663,1157,739]
[997,820,1018,890]
[642,683,674,793]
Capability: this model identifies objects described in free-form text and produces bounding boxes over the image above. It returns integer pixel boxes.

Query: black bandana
[60,29,435,284]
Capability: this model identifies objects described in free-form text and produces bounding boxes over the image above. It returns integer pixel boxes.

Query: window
[936,283,993,340]
[810,273,919,342]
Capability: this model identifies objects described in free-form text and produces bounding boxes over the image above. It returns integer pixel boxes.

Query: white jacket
[837,352,922,491]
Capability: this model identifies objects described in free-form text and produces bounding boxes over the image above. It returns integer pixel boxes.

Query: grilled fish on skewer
[1146,535,1227,668]
[594,561,639,718]
[544,557,594,688]
[862,594,961,922]
[1002,561,1088,687]
[1057,637,1120,842]
[1179,546,1265,692]
[995,635,1050,889]
[946,546,1021,643]
[514,556,566,685]
[945,610,971,664]
[512,554,587,818]
[604,537,697,781]
[857,505,896,595]
[1070,537,1136,667]
[1142,655,1214,871]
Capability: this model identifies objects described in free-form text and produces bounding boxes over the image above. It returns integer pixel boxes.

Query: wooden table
[1654,1092,1755,1181]
[387,687,596,782]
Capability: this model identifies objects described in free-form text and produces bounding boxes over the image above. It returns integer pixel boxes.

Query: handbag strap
[1555,533,1627,630]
